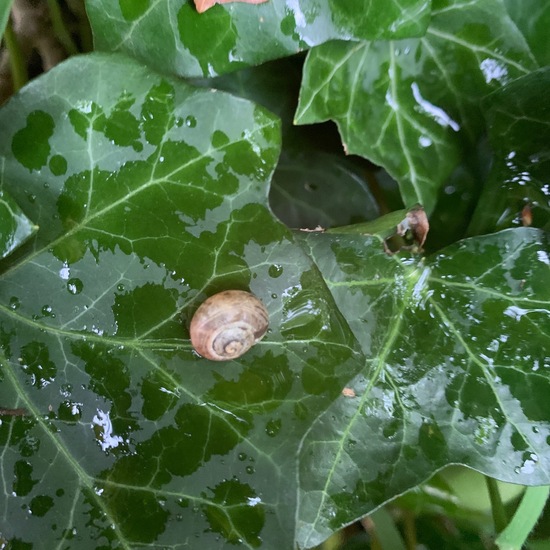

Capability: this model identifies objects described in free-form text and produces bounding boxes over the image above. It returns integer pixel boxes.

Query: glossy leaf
[270,152,379,229]
[86,0,432,78]
[504,0,550,66]
[0,52,364,548]
[468,68,550,236]
[0,170,38,259]
[295,0,538,212]
[295,227,550,548]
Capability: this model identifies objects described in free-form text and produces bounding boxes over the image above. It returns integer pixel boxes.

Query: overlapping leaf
[295,0,538,213]
[295,228,550,548]
[0,53,364,548]
[86,0,432,78]
[469,68,550,235]
[504,0,550,66]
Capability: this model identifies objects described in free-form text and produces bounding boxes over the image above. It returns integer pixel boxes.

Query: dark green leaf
[0,172,38,259]
[468,68,550,236]
[295,0,538,212]
[504,0,550,66]
[270,152,379,228]
[295,227,550,548]
[86,0,432,78]
[0,52,363,548]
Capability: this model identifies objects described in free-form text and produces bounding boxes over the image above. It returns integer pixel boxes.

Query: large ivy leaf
[468,67,550,236]
[295,227,550,548]
[86,0,432,78]
[295,0,538,213]
[0,52,364,548]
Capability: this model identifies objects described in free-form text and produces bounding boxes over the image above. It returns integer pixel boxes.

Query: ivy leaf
[504,0,550,66]
[295,0,538,212]
[86,0,432,78]
[270,152,379,229]
[295,227,550,548]
[0,53,363,548]
[468,67,550,235]
[0,173,38,259]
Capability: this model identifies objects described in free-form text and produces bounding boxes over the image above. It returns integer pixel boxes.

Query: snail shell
[190,290,269,361]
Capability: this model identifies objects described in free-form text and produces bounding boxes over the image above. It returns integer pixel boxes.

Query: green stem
[495,486,549,550]
[486,476,508,534]
[369,508,407,550]
[3,18,28,91]
[47,0,79,55]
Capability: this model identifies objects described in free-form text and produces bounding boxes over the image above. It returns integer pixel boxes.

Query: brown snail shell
[190,290,269,361]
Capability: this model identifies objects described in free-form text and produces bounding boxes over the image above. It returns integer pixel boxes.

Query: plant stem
[368,508,408,550]
[3,18,28,92]
[47,0,79,55]
[486,476,508,534]
[495,486,549,550]
[402,510,417,550]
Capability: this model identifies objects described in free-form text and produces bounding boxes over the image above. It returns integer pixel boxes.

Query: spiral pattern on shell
[190,290,269,361]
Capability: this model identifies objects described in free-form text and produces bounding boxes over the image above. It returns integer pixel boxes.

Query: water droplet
[116,283,125,292]
[27,193,36,203]
[265,419,281,438]
[238,452,247,461]
[245,465,255,474]
[67,278,83,295]
[41,305,54,316]
[176,117,184,127]
[271,293,278,300]
[9,296,20,310]
[268,264,283,278]
[185,116,197,128]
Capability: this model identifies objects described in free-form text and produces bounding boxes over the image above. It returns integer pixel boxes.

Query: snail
[190,290,269,361]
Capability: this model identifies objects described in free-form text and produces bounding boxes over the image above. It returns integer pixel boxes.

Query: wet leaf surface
[295,0,538,213]
[504,0,550,66]
[270,152,379,229]
[86,0,432,78]
[0,53,549,549]
[468,68,550,236]
[0,176,38,259]
[296,227,550,547]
